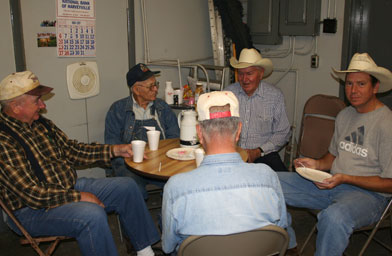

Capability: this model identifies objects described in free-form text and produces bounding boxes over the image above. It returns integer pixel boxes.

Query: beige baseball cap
[197,91,240,121]
[0,71,53,101]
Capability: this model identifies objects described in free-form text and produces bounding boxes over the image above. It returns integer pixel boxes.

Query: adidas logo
[339,126,368,157]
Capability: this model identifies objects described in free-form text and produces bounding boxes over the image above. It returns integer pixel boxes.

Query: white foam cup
[147,130,161,151]
[131,140,146,163]
[194,148,205,167]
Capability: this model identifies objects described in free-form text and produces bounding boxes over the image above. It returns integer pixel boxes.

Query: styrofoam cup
[131,140,146,163]
[194,148,205,167]
[147,130,160,151]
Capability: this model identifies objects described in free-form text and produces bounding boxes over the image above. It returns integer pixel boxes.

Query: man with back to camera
[278,53,392,256]
[161,91,288,254]
[0,71,160,256]
[105,63,179,199]
[226,48,291,172]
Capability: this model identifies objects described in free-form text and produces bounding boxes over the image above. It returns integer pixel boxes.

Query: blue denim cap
[126,63,160,87]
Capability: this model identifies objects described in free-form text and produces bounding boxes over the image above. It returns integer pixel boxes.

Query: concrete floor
[1,193,391,255]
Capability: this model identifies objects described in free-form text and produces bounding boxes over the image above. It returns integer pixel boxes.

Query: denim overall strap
[131,118,164,142]
[0,122,46,182]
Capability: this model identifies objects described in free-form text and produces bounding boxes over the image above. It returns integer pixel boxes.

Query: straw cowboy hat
[230,48,273,77]
[332,53,392,93]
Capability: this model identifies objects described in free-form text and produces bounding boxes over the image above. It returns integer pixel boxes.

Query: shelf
[169,103,195,110]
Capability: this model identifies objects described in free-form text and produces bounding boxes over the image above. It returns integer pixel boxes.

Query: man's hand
[111,144,133,158]
[80,192,105,207]
[294,157,318,169]
[111,144,148,160]
[246,148,261,163]
[314,173,345,190]
[295,153,335,171]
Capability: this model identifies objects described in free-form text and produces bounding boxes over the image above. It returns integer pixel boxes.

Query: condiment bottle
[165,81,174,105]
[194,82,204,104]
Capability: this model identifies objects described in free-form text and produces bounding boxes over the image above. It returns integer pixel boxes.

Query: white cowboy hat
[230,48,273,77]
[332,53,392,93]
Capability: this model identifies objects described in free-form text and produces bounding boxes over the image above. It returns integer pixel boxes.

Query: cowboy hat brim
[230,57,273,78]
[332,67,392,93]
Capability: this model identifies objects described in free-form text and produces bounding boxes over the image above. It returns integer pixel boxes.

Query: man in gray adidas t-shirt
[278,53,392,256]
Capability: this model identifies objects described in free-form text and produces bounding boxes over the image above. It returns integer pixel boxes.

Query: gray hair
[199,117,240,143]
[0,94,28,111]
[198,104,240,144]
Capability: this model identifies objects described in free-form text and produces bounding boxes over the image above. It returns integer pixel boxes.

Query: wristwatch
[259,147,265,157]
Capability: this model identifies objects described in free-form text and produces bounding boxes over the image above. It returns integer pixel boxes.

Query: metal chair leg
[117,215,123,243]
[299,224,317,255]
[357,199,392,256]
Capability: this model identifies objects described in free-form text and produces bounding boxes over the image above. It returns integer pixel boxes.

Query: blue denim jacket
[104,95,179,170]
[161,153,288,254]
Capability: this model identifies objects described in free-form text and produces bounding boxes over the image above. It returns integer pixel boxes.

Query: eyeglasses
[136,81,160,91]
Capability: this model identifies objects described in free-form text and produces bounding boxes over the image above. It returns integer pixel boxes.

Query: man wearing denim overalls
[105,63,179,199]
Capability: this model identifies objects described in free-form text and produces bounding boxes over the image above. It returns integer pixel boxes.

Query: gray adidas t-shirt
[329,106,392,178]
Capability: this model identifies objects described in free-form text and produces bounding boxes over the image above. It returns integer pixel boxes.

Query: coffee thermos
[177,110,199,148]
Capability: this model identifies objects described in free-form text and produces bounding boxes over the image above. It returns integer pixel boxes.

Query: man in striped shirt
[226,48,291,172]
[0,71,160,256]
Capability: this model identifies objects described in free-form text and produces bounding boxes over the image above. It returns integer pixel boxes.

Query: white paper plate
[296,167,332,183]
[166,148,195,161]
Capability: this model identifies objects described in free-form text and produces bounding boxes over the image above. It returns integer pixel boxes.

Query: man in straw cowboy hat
[161,91,288,254]
[226,48,291,172]
[278,53,392,256]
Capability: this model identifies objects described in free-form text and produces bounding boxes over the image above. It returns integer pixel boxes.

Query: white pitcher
[177,110,199,148]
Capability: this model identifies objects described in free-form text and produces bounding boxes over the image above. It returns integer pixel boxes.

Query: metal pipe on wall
[9,0,26,72]
[274,68,299,170]
[127,0,136,69]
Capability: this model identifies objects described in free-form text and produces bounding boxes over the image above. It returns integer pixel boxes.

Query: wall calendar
[56,0,96,57]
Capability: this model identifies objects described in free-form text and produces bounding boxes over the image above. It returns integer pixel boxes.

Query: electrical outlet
[311,54,319,68]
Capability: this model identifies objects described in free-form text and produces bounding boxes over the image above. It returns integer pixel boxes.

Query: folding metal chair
[297,94,346,159]
[295,94,345,254]
[146,184,163,210]
[350,198,392,255]
[177,225,289,256]
[0,199,71,256]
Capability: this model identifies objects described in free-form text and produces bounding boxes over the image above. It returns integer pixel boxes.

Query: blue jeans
[277,172,389,256]
[6,177,160,256]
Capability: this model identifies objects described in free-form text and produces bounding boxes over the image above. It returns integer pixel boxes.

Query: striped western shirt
[226,81,291,153]
[0,112,111,211]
